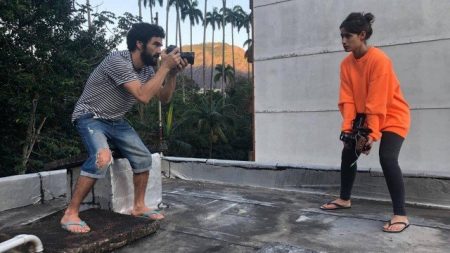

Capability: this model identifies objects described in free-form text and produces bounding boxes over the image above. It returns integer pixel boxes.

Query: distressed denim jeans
[75,114,152,178]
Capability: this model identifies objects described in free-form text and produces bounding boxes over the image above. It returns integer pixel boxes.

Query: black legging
[340,131,406,215]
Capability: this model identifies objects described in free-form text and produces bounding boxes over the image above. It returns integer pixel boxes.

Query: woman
[320,12,411,233]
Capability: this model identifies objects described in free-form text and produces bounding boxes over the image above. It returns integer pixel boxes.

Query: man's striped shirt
[72,50,155,122]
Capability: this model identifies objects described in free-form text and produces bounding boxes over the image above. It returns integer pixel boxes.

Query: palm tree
[86,0,92,28]
[181,0,203,80]
[202,0,208,93]
[174,0,188,48]
[181,97,234,158]
[138,0,143,19]
[237,9,252,84]
[205,8,221,91]
[163,102,193,154]
[165,0,176,44]
[220,0,226,96]
[173,0,189,102]
[138,0,145,122]
[143,0,163,23]
[243,38,253,84]
[175,0,181,46]
[223,5,242,82]
[214,64,235,89]
[163,0,184,101]
[243,39,253,62]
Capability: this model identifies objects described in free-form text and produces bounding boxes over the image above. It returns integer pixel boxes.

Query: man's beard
[141,48,159,66]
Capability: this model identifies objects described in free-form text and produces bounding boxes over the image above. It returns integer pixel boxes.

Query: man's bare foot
[320,198,351,210]
[131,206,165,221]
[60,212,90,233]
[383,215,409,233]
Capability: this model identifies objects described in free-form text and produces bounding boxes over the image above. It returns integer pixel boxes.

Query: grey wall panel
[254,0,295,8]
[0,171,67,212]
[254,52,343,112]
[383,41,450,109]
[400,109,450,175]
[40,170,67,201]
[254,0,450,60]
[254,0,450,176]
[255,40,450,112]
[255,110,450,174]
[255,111,343,165]
[0,174,40,212]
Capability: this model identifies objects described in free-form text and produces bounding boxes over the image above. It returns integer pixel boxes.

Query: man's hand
[169,58,189,76]
[160,47,181,71]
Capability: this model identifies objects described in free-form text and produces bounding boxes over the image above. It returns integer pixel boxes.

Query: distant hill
[180,43,250,89]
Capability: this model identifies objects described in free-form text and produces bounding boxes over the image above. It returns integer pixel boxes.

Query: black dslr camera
[340,113,372,152]
[166,45,195,65]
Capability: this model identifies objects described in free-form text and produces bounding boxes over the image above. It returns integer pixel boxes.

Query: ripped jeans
[75,114,152,178]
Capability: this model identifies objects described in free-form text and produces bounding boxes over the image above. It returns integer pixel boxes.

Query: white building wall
[253,0,450,175]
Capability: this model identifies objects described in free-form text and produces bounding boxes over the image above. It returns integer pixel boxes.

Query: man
[60,23,188,233]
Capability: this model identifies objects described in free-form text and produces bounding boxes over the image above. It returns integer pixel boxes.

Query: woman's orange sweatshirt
[338,47,410,141]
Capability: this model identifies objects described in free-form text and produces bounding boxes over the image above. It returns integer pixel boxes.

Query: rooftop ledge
[1,156,450,252]
[162,156,450,180]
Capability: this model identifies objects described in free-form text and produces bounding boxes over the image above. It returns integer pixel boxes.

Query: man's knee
[96,148,112,169]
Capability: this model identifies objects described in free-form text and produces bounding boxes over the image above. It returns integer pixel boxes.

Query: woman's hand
[362,136,373,155]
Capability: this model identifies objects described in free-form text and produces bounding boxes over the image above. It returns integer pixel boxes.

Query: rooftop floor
[119,178,450,253]
[1,178,449,252]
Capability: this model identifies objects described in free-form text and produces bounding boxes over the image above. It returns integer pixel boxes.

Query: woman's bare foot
[320,198,351,210]
[383,215,409,233]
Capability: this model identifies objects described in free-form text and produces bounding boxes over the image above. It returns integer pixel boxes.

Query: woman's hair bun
[364,12,375,25]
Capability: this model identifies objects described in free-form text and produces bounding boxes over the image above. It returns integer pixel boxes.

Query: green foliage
[0,0,253,176]
[214,64,235,85]
[181,0,203,25]
[0,0,138,176]
[159,76,252,160]
[205,8,221,30]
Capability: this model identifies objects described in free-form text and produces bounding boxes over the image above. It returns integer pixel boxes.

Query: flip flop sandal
[61,220,90,233]
[383,221,410,233]
[135,209,165,221]
[320,201,351,211]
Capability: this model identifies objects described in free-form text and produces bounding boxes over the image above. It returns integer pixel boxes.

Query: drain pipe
[0,234,43,253]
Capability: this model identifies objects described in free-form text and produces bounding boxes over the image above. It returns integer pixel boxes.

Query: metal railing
[0,234,43,253]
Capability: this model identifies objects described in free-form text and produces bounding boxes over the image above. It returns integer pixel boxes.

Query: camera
[166,45,195,65]
[340,113,372,152]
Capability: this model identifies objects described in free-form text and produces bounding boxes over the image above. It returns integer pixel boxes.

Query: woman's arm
[338,65,356,133]
[365,59,391,141]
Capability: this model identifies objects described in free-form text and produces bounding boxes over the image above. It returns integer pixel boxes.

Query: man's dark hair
[340,12,375,40]
[127,23,165,51]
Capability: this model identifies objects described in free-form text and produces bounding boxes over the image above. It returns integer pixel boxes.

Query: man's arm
[123,65,172,104]
[123,50,181,104]
[158,58,189,104]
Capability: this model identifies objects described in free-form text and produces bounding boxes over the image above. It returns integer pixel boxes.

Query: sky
[82,0,251,50]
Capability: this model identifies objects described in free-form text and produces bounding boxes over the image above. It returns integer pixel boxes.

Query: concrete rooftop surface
[3,177,448,253]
